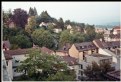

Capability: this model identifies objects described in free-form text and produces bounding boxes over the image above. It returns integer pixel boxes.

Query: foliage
[16,49,76,81]
[31,29,55,49]
[25,16,37,35]
[40,11,52,23]
[11,8,28,28]
[28,7,38,16]
[70,32,85,43]
[57,17,64,30]
[59,30,72,46]
[84,61,113,81]
[9,34,32,49]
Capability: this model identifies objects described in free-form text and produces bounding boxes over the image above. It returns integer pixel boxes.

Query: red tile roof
[93,39,104,48]
[74,42,97,51]
[107,70,121,80]
[40,47,55,54]
[61,56,78,66]
[3,48,32,56]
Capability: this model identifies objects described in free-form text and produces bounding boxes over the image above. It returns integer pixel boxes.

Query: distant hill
[95,22,120,29]
[103,22,120,26]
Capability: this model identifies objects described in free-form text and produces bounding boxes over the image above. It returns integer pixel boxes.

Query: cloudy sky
[2,2,120,25]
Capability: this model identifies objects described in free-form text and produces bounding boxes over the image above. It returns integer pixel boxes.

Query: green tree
[84,24,96,41]
[16,49,76,81]
[40,11,51,23]
[71,32,85,43]
[84,61,113,81]
[9,34,32,49]
[29,7,38,16]
[59,30,71,46]
[31,29,55,49]
[25,16,36,35]
[57,17,64,30]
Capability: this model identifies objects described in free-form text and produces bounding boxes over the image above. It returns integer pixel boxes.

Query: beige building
[68,42,98,60]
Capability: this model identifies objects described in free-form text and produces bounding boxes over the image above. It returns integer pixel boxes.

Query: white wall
[98,48,117,63]
[12,54,28,77]
[7,60,13,80]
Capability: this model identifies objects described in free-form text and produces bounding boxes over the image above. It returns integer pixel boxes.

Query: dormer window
[63,48,66,50]
[80,46,82,49]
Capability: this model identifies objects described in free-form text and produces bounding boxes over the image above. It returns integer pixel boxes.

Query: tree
[70,32,85,43]
[11,8,28,28]
[16,49,76,81]
[31,29,55,49]
[65,20,71,25]
[84,61,113,81]
[84,24,96,41]
[29,7,38,16]
[9,34,32,49]
[3,9,12,27]
[59,30,71,46]
[40,11,51,23]
[25,16,36,35]
[34,7,38,16]
[57,17,64,30]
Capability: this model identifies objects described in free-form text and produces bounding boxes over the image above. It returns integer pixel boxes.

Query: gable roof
[93,39,104,48]
[3,48,32,56]
[102,41,120,48]
[40,47,55,54]
[74,42,97,51]
[93,39,120,49]
[61,56,78,66]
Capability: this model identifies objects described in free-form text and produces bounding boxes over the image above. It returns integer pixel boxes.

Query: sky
[2,2,120,25]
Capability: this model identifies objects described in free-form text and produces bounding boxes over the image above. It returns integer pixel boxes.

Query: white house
[78,53,113,80]
[53,28,62,33]
[67,25,72,30]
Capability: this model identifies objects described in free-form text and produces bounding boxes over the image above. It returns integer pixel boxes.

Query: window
[81,71,83,75]
[80,64,83,69]
[80,46,82,49]
[15,60,19,63]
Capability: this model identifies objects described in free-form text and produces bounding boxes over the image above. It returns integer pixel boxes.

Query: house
[78,53,113,80]
[112,26,121,35]
[3,47,56,79]
[93,39,121,69]
[2,50,12,81]
[4,48,33,78]
[68,42,98,59]
[67,25,72,30]
[95,27,105,33]
[93,39,120,50]
[39,22,48,27]
[3,40,11,51]
[53,28,62,33]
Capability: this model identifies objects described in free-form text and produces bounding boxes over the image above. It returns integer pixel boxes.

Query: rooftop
[89,53,112,57]
[107,70,121,80]
[61,56,78,66]
[74,42,97,51]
